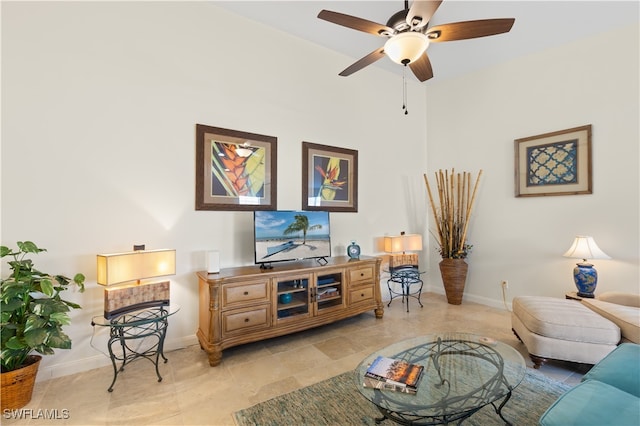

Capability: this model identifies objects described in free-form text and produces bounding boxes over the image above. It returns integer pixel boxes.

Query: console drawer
[350,286,374,304]
[222,280,269,308]
[223,306,270,334]
[349,266,374,284]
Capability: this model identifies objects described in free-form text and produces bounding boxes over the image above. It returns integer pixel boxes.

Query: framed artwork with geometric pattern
[514,125,592,197]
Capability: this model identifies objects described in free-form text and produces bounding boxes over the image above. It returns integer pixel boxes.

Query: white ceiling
[214,1,639,83]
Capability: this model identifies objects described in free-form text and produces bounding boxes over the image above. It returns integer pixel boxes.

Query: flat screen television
[254,210,331,268]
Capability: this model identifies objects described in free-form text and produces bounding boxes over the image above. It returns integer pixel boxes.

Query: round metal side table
[91,304,180,392]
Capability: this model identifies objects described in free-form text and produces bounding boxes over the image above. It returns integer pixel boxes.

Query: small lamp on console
[384,232,423,271]
[563,236,611,298]
[97,246,176,319]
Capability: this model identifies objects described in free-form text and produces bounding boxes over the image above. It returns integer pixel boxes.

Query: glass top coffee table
[355,333,526,425]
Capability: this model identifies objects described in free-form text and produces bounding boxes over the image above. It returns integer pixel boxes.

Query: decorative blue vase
[573,262,597,298]
[279,293,292,304]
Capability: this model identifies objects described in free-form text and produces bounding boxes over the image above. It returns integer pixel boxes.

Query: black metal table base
[387,269,424,312]
[373,390,514,425]
[105,309,170,392]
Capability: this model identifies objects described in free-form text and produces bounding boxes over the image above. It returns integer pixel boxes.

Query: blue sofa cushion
[582,343,640,398]
[539,380,640,426]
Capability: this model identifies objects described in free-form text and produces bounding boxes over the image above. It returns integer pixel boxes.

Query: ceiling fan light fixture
[384,31,429,65]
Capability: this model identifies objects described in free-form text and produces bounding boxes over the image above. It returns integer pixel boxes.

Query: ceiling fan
[317,0,515,82]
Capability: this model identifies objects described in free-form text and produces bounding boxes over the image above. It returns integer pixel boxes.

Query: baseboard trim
[424,284,512,311]
[35,334,198,383]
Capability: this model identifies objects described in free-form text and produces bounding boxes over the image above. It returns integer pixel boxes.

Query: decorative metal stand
[387,267,424,312]
[92,306,179,392]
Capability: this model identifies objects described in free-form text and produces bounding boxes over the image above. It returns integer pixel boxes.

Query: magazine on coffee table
[362,376,418,394]
[364,355,424,391]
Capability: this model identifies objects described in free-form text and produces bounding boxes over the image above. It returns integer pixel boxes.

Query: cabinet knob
[244,318,250,323]
[360,273,364,277]
[243,291,249,296]
[361,293,365,297]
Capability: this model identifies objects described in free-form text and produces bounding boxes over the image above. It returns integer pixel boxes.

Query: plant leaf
[73,273,86,291]
[17,241,46,254]
[32,299,70,317]
[24,314,47,332]
[24,328,48,347]
[49,312,71,326]
[4,336,27,349]
[40,278,54,297]
[1,299,24,312]
[63,300,82,310]
[45,329,71,349]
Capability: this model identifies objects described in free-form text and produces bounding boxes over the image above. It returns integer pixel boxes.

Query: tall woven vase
[1,355,42,410]
[439,258,469,305]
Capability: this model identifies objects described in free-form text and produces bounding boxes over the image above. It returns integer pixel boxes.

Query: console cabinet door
[314,268,345,315]
[273,274,312,323]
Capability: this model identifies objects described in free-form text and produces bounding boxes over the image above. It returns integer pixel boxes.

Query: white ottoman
[511,296,621,368]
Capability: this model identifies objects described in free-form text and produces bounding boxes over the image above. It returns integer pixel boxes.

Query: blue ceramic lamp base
[573,262,598,298]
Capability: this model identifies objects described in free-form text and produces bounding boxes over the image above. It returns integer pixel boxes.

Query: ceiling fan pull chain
[402,65,408,115]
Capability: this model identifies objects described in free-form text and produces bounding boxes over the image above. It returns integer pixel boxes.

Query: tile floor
[4,292,589,425]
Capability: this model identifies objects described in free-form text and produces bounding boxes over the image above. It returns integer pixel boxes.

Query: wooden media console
[196,256,383,366]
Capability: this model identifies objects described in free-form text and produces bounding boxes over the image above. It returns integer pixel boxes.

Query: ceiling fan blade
[409,52,434,82]
[426,18,515,42]
[406,0,443,29]
[338,48,386,77]
[318,10,394,36]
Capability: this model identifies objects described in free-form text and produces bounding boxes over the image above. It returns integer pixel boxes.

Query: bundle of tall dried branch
[424,169,483,259]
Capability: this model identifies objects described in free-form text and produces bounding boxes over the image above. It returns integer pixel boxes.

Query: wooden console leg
[374,306,384,319]
[207,349,222,367]
[530,354,548,369]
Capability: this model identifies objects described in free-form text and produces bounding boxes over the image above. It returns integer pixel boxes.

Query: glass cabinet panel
[316,270,344,312]
[275,276,310,320]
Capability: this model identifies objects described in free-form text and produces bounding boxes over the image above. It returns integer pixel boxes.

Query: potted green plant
[0,241,85,410]
[424,169,482,305]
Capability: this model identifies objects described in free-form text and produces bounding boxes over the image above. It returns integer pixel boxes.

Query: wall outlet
[501,280,509,289]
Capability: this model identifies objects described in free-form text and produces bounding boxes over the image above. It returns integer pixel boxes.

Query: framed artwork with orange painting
[196,124,277,211]
[302,142,358,212]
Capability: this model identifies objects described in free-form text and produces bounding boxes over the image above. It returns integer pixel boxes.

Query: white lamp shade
[384,32,429,64]
[563,236,611,261]
[384,236,403,253]
[384,234,423,253]
[403,234,423,251]
[97,249,176,286]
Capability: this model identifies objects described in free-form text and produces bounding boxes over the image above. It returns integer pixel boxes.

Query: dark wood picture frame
[196,124,277,211]
[514,125,592,197]
[302,142,358,212]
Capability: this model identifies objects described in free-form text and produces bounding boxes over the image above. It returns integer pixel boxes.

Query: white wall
[1,2,638,382]
[424,23,640,306]
[1,2,427,380]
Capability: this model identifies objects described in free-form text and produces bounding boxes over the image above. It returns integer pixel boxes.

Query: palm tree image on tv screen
[254,211,331,264]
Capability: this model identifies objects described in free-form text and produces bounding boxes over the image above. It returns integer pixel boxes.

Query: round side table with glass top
[91,304,180,392]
